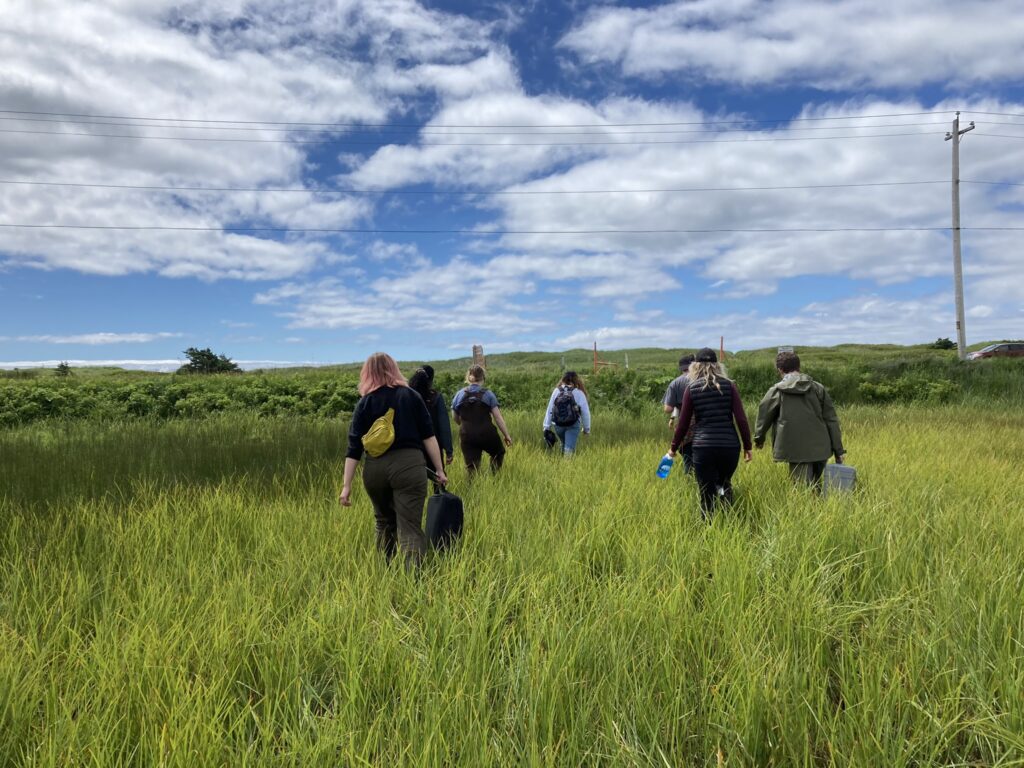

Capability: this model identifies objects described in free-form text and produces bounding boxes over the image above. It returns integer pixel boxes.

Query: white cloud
[6,332,183,345]
[254,269,551,337]
[5,0,1022,352]
[346,92,627,190]
[0,0,498,279]
[559,0,1024,88]
[366,240,429,267]
[555,293,1009,351]
[0,358,331,372]
[347,95,1024,315]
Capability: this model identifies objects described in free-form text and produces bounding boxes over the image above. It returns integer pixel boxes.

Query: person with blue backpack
[543,371,592,455]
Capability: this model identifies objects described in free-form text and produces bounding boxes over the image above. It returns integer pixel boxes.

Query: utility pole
[945,112,974,360]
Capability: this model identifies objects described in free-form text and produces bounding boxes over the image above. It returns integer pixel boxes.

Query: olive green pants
[788,460,827,488]
[362,448,428,568]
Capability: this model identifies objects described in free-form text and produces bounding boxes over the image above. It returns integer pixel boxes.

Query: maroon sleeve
[731,385,752,451]
[671,388,694,453]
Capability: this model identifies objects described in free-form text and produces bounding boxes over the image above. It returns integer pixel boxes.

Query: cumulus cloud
[254,265,552,338]
[559,0,1024,88]
[347,95,1024,314]
[0,0,498,279]
[4,0,1022,355]
[555,293,1013,351]
[3,332,183,345]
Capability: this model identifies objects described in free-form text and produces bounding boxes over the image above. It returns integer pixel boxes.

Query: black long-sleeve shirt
[429,391,454,458]
[346,386,435,460]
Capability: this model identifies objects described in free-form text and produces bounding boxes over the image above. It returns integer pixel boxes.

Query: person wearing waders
[753,351,846,488]
[668,348,752,521]
[662,353,696,473]
[451,365,513,474]
[542,370,591,455]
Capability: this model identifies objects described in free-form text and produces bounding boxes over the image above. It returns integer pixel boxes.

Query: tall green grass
[1,407,1023,765]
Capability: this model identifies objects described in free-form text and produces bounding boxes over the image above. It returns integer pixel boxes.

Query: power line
[2,223,1020,234]
[0,114,950,136]
[973,132,1024,140]
[962,179,1024,187]
[0,107,952,129]
[0,127,944,146]
[0,178,951,195]
[965,110,1024,119]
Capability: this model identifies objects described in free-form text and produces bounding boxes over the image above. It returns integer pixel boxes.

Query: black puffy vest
[688,378,739,449]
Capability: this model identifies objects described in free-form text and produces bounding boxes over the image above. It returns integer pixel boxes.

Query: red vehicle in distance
[966,342,1024,360]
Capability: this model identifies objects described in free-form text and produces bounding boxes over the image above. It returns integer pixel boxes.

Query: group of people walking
[664,347,846,520]
[339,354,593,566]
[340,348,845,566]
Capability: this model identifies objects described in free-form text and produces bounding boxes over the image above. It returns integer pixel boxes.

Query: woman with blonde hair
[339,352,447,567]
[668,347,752,520]
[450,364,512,474]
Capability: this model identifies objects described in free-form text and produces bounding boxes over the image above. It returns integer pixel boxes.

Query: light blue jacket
[543,386,591,432]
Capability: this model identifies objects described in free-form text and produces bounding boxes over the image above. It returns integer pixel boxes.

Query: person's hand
[668,449,677,459]
[434,468,448,485]
[504,435,513,447]
[743,450,753,463]
[339,485,352,507]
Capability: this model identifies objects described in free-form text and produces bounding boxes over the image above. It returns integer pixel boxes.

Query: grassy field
[1,403,1023,766]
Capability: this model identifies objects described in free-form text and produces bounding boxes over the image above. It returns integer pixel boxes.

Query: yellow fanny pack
[361,408,396,457]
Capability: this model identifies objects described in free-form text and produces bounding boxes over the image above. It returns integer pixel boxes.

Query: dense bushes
[1,353,1020,427]
[0,376,360,427]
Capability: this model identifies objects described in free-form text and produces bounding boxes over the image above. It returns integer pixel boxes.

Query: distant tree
[177,347,241,374]
[55,361,73,377]
[932,337,956,350]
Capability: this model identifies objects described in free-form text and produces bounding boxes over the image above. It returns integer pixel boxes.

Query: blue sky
[1,0,1022,369]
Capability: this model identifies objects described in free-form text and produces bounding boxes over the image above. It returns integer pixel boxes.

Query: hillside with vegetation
[1,343,1022,427]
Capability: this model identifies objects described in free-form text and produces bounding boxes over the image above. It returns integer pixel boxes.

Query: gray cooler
[823,463,857,495]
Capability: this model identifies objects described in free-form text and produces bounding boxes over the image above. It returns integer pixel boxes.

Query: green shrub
[0,348,1019,427]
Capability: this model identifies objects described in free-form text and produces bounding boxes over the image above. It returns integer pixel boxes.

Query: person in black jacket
[668,348,753,520]
[339,352,447,568]
[408,365,454,466]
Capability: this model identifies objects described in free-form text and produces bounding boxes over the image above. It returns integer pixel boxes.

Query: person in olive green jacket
[753,351,846,487]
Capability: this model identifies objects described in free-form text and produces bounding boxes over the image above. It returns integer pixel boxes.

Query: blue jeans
[554,423,582,454]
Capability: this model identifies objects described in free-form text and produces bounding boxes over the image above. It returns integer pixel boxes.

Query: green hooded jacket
[753,373,844,463]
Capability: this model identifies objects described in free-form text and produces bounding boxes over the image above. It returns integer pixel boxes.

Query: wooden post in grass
[592,341,619,375]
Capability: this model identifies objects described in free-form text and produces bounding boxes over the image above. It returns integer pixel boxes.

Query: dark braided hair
[408,367,437,407]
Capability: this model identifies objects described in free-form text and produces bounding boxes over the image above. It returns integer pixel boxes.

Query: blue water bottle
[656,453,674,479]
